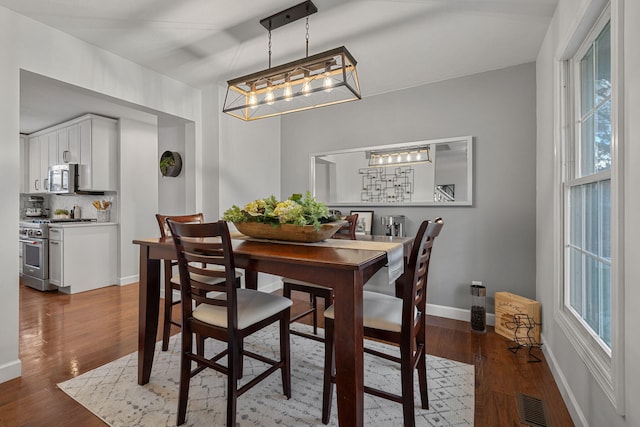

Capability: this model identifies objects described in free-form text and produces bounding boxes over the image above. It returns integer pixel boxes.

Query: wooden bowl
[234,220,347,243]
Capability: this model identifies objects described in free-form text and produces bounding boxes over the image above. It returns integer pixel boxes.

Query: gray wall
[281,63,537,313]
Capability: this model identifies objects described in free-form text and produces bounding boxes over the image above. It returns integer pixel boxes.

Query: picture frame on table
[350,210,374,235]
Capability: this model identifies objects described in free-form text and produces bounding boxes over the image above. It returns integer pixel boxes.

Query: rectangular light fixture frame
[223,46,361,121]
[368,146,432,167]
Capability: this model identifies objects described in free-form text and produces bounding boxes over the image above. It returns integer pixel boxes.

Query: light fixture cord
[305,17,309,58]
[268,28,272,68]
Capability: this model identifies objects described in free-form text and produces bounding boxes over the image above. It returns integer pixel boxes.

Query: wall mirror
[310,136,472,206]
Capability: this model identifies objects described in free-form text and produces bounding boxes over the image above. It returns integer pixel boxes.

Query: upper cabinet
[22,114,118,194]
[25,135,49,193]
[78,115,118,192]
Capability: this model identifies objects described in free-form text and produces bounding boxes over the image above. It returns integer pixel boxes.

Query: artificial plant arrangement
[223,192,336,230]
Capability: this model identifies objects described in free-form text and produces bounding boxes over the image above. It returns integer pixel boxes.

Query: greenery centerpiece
[223,192,345,242]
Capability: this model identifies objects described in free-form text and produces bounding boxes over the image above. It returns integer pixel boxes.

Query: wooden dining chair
[282,214,358,342]
[168,220,292,427]
[321,218,444,427]
[156,213,205,351]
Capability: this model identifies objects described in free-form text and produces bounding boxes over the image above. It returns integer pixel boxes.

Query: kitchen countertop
[48,222,118,227]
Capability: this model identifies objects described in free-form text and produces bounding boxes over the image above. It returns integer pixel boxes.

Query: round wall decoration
[159,151,182,177]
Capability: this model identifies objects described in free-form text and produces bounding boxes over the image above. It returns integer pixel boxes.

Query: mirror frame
[310,136,473,207]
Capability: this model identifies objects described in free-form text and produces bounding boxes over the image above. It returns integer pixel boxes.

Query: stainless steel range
[19,221,52,291]
[19,218,97,291]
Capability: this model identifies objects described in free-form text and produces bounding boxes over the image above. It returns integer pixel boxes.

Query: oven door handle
[19,239,44,245]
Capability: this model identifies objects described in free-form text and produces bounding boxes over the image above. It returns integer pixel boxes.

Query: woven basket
[234,220,346,243]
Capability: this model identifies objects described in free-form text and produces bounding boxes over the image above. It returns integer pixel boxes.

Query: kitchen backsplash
[20,192,118,222]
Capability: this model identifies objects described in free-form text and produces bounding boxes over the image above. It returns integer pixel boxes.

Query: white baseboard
[540,335,588,427]
[0,359,22,384]
[256,276,283,294]
[426,302,495,326]
[120,274,138,286]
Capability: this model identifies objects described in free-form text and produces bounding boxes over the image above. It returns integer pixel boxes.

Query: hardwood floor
[0,282,574,426]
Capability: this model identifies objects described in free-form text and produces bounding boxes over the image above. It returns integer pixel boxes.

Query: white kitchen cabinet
[48,224,118,294]
[53,125,81,164]
[46,131,58,170]
[78,115,118,191]
[24,114,118,194]
[27,135,48,193]
[48,227,63,287]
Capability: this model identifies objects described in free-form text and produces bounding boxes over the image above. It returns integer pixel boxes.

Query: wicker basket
[234,220,346,243]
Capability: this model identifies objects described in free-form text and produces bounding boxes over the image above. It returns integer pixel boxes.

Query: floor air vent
[516,392,551,427]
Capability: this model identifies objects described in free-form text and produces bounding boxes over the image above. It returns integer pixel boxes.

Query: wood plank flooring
[0,282,574,426]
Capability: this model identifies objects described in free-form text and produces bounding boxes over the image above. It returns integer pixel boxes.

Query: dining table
[132,233,413,427]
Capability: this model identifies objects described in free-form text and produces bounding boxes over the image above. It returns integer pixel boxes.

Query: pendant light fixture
[222,1,361,121]
[368,146,432,167]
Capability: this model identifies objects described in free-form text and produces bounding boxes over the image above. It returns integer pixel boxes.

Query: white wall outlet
[472,281,483,287]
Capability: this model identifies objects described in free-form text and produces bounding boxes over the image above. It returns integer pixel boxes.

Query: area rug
[58,324,474,426]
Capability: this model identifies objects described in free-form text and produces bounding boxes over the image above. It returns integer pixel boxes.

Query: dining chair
[321,218,444,427]
[156,213,205,351]
[282,214,358,342]
[168,219,292,427]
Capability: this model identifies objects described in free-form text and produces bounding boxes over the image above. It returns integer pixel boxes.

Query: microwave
[48,164,78,194]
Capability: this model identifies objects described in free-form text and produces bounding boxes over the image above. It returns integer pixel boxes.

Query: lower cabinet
[49,229,63,286]
[48,224,118,294]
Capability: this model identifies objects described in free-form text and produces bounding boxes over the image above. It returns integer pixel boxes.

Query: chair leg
[417,345,429,410]
[176,331,192,426]
[400,343,416,427]
[280,314,292,398]
[227,338,241,427]
[321,318,335,424]
[196,334,205,358]
[162,283,173,351]
[311,295,318,335]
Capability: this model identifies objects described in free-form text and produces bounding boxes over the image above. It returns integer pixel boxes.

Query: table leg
[138,247,160,385]
[244,269,258,290]
[332,271,364,427]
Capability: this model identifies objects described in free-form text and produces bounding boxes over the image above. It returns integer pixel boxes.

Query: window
[558,2,624,412]
[566,20,612,349]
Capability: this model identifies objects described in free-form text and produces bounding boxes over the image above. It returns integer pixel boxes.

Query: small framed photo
[350,210,374,235]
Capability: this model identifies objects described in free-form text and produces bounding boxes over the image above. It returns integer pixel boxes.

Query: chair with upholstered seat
[168,219,292,427]
[282,214,358,342]
[156,213,205,351]
[321,218,443,427]
[156,213,243,352]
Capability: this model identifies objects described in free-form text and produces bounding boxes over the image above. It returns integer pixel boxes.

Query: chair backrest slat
[156,213,205,238]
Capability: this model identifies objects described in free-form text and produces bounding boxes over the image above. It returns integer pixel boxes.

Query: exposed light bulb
[265,85,274,105]
[284,83,293,101]
[397,154,402,162]
[283,75,293,101]
[323,72,333,92]
[249,85,257,108]
[302,78,312,96]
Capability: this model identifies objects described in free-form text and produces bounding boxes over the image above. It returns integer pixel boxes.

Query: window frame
[555,1,625,413]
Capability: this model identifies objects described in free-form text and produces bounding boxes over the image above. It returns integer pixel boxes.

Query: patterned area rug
[58,324,474,426]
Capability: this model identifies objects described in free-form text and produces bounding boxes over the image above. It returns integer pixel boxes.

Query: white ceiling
[4,0,557,132]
